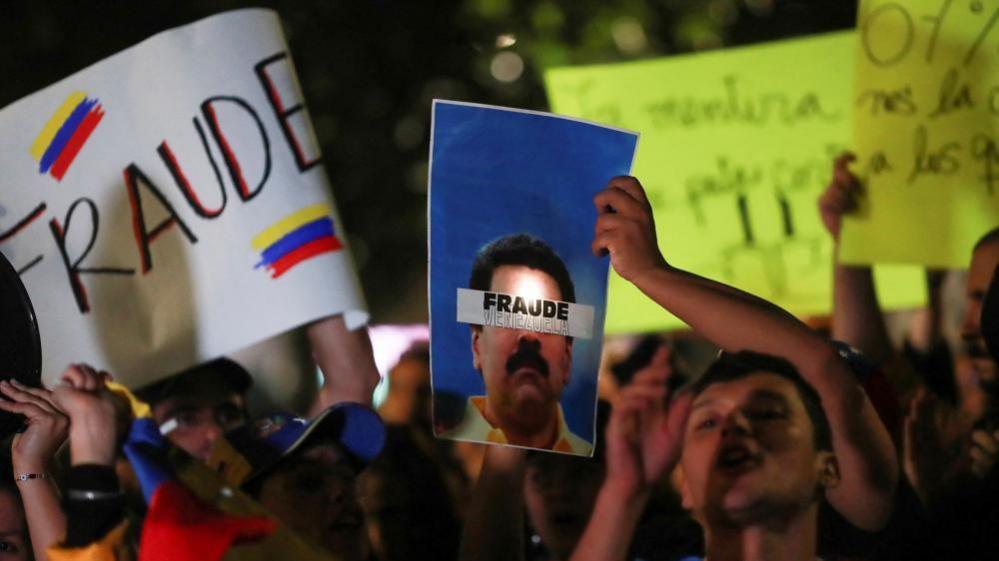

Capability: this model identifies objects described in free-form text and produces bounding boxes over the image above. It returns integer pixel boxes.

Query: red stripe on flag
[139,481,276,561]
[50,107,104,181]
[268,235,341,278]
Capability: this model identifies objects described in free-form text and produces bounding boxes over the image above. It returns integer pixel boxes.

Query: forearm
[570,483,648,561]
[631,264,834,371]
[15,475,66,561]
[459,446,527,561]
[307,314,380,412]
[826,381,900,530]
[832,259,894,365]
[633,264,899,528]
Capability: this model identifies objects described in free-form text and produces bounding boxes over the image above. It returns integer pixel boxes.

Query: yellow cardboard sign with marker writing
[545,31,926,333]
[842,0,999,267]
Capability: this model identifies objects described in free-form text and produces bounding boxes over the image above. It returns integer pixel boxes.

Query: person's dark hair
[469,234,575,304]
[397,342,430,366]
[691,350,833,452]
[973,227,999,253]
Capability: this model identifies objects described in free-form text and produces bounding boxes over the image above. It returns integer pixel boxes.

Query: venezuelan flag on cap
[30,91,105,181]
[252,203,343,279]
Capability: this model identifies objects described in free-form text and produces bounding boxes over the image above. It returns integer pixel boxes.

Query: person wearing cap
[135,358,252,462]
[136,315,381,462]
[218,402,386,561]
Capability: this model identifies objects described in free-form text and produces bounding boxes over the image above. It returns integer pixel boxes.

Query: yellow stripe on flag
[251,203,331,251]
[29,91,87,160]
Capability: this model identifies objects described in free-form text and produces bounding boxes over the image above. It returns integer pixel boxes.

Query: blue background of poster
[429,100,638,448]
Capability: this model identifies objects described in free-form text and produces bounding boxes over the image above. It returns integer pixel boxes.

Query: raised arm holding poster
[429,100,638,456]
[545,31,927,333]
[841,0,999,267]
[0,9,367,389]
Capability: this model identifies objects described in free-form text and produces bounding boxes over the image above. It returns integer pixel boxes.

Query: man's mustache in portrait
[506,338,550,377]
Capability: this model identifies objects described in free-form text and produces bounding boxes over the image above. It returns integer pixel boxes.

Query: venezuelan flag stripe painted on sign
[252,203,342,278]
[30,91,105,181]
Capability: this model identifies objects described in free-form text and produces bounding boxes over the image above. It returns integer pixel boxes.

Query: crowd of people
[0,156,997,561]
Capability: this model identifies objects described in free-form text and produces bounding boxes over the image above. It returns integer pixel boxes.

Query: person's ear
[471,327,482,371]
[816,451,841,491]
[676,465,694,509]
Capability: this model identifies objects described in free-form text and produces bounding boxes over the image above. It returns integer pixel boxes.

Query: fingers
[609,394,645,445]
[969,437,998,477]
[594,186,648,221]
[591,230,613,258]
[618,383,667,403]
[664,390,694,439]
[590,228,637,261]
[8,380,56,404]
[607,176,650,208]
[629,346,672,386]
[971,429,999,456]
[819,186,857,214]
[832,152,858,186]
[819,153,862,235]
[0,399,48,420]
[60,363,107,391]
[0,381,58,414]
[594,213,628,235]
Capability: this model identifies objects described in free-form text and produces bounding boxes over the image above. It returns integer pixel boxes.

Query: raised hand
[0,380,69,475]
[50,364,120,467]
[818,152,862,241]
[903,388,964,505]
[969,427,999,478]
[592,176,667,284]
[604,346,692,498]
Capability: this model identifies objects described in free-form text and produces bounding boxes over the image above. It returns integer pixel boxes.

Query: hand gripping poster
[429,100,638,456]
[0,10,367,389]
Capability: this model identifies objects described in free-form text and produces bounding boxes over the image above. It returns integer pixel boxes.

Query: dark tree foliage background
[0,0,855,323]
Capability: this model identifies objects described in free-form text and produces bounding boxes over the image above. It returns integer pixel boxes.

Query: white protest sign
[0,9,367,389]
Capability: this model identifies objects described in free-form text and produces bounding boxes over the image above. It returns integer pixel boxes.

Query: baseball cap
[135,358,253,405]
[215,402,386,486]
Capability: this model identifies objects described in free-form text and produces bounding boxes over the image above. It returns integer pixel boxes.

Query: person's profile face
[0,491,29,561]
[255,441,369,561]
[679,372,836,526]
[962,241,999,391]
[471,265,573,427]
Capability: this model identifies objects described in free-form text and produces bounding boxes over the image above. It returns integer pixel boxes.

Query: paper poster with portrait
[428,100,638,456]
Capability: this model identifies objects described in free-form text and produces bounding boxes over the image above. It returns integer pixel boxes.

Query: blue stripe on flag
[255,217,335,268]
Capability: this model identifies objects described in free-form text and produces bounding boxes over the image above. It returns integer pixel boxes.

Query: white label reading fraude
[456,288,594,339]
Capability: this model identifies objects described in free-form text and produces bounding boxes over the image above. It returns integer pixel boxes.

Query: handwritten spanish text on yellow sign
[546,32,925,333]
[842,0,999,267]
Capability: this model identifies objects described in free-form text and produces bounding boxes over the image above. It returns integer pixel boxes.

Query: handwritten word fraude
[455,288,594,339]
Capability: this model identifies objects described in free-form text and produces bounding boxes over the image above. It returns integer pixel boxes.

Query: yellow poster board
[842,0,999,267]
[545,31,926,333]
